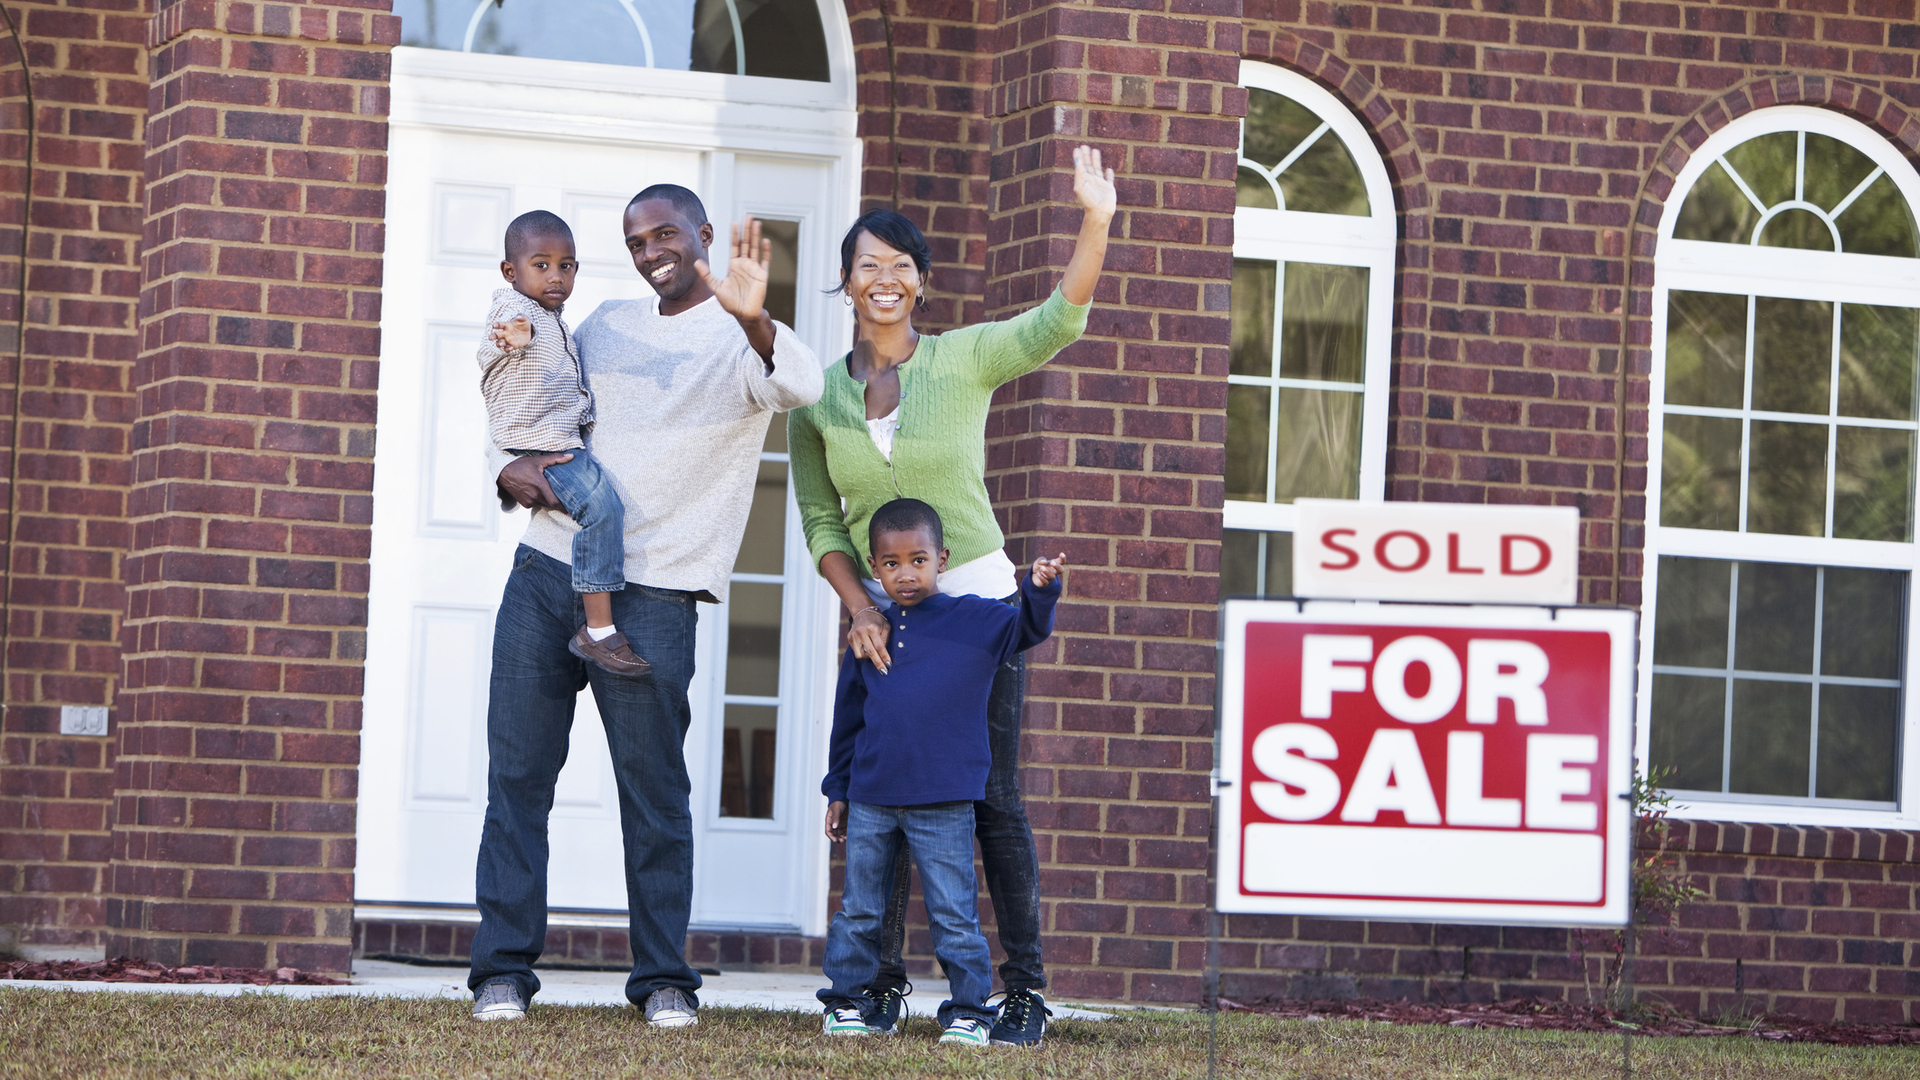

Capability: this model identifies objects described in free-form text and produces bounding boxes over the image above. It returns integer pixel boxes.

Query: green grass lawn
[0,989,1913,1079]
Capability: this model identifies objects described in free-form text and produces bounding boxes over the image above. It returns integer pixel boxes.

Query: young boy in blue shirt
[818,497,1064,1046]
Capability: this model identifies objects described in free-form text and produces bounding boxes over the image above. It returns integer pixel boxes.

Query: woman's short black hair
[834,209,932,293]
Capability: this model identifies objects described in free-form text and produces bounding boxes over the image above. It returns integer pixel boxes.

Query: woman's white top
[866,406,901,462]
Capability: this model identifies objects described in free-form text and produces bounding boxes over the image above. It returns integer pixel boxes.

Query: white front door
[358,49,851,935]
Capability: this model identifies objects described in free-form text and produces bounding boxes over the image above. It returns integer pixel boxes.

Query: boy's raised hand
[1031,553,1066,588]
[824,800,848,843]
[489,316,532,351]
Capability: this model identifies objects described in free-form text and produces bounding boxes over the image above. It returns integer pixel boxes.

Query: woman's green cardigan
[788,287,1090,580]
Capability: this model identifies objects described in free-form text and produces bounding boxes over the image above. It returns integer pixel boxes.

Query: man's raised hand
[694,215,772,322]
[1031,553,1067,588]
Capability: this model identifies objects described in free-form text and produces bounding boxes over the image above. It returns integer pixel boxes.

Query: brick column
[0,0,148,957]
[983,0,1241,1004]
[104,0,395,974]
[843,0,996,331]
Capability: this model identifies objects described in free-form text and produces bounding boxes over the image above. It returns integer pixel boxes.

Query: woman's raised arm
[1059,145,1116,306]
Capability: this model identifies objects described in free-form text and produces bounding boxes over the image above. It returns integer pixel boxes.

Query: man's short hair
[626,184,709,228]
[504,210,574,262]
[868,498,943,550]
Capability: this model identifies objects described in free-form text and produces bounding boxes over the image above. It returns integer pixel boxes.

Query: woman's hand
[849,606,891,675]
[1061,146,1116,305]
[1031,553,1066,588]
[825,800,848,842]
[1072,145,1116,222]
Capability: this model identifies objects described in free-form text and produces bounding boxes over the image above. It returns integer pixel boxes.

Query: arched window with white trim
[1222,63,1396,596]
[1643,106,1920,826]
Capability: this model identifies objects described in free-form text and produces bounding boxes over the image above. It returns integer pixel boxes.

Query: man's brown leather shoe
[568,626,652,678]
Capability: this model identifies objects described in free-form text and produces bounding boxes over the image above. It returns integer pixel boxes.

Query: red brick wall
[103,0,394,974]
[1221,823,1920,1024]
[980,0,1242,1005]
[0,0,149,957]
[844,0,996,332]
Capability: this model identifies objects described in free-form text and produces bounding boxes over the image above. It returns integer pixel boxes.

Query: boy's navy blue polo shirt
[822,573,1061,807]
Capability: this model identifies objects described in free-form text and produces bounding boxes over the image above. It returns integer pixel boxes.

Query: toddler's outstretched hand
[1031,553,1066,588]
[489,316,533,351]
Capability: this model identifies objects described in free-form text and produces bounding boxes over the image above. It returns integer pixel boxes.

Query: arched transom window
[1644,106,1920,825]
[1222,63,1396,597]
[394,0,831,81]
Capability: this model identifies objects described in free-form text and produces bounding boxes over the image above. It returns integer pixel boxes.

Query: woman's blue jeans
[512,448,626,594]
[874,647,1045,992]
[467,546,702,1009]
[819,801,996,1027]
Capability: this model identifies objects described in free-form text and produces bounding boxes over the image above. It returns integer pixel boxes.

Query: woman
[789,145,1115,1046]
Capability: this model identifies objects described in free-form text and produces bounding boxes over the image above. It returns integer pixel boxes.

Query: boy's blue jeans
[875,646,1045,992]
[819,801,995,1027]
[512,448,625,595]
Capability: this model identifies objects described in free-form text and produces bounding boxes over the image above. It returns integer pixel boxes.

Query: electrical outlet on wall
[59,706,108,737]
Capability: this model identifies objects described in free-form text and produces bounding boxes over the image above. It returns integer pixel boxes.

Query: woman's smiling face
[844,230,925,328]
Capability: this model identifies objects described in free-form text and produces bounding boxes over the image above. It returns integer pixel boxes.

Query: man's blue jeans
[819,801,995,1027]
[468,546,702,1008]
[511,448,626,594]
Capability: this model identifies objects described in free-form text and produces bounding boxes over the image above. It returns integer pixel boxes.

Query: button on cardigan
[788,287,1090,580]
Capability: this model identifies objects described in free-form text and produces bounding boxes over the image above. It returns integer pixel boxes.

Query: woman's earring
[844,294,853,307]
[915,293,927,309]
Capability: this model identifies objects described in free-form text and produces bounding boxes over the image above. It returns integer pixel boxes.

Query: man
[467,185,823,1026]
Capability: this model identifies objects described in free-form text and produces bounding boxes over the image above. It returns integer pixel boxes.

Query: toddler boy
[480,210,647,678]
[817,497,1063,1046]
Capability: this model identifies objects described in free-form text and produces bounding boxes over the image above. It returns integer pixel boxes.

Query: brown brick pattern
[979,0,1241,1005]
[0,0,148,957]
[1220,823,1920,1025]
[843,0,995,333]
[103,0,395,975]
[1248,0,1920,608]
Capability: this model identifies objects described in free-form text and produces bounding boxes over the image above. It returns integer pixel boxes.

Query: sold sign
[1215,600,1634,926]
[1292,499,1580,604]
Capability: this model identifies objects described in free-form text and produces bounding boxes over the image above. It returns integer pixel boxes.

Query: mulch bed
[1,956,346,986]
[1219,996,1920,1047]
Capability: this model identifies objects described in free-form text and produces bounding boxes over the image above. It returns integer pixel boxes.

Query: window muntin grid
[1646,107,1920,823]
[1659,290,1919,543]
[1673,129,1917,258]
[1649,556,1904,808]
[1221,64,1395,600]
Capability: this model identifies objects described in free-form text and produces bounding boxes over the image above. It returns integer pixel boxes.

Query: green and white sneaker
[938,1016,991,1047]
[823,1005,871,1037]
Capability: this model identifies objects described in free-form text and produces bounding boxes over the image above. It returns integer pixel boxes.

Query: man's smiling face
[623,198,713,306]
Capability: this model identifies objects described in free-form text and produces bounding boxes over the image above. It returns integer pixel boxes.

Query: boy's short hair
[626,184,709,228]
[869,498,943,550]
[504,210,573,261]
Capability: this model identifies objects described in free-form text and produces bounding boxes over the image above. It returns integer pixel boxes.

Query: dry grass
[0,989,1914,1079]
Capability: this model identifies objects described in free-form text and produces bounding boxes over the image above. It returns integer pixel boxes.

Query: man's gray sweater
[489,294,823,602]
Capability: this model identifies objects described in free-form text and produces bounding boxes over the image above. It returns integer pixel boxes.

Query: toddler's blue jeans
[512,447,626,594]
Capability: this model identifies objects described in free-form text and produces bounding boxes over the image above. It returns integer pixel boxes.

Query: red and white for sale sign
[1216,600,1635,926]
